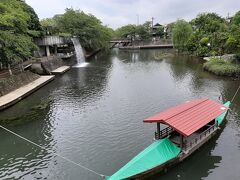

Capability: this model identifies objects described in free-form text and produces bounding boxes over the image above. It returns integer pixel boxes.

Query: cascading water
[71,37,89,67]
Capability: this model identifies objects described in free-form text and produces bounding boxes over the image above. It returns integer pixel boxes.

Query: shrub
[203,57,240,76]
[234,53,240,61]
[200,37,209,46]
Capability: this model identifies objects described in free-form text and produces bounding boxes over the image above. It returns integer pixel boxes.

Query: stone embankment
[30,56,68,75]
[0,71,40,97]
[0,71,54,110]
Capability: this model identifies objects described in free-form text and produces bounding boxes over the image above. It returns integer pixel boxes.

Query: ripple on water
[0,50,240,179]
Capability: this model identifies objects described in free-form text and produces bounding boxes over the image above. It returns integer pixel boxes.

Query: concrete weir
[51,66,70,75]
[0,76,55,111]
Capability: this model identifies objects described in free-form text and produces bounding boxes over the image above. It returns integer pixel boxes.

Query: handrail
[155,126,174,139]
[184,124,216,150]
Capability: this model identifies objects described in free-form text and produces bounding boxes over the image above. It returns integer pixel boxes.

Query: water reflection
[0,111,55,179]
[0,49,239,179]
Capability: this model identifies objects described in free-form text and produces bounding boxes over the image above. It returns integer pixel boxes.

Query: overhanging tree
[172,20,193,51]
[0,0,40,66]
[54,8,113,50]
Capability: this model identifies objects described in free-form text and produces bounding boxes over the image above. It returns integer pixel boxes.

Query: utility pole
[227,12,230,22]
[151,17,154,29]
[136,14,139,26]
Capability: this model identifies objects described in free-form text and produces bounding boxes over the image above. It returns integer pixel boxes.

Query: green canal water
[0,49,240,180]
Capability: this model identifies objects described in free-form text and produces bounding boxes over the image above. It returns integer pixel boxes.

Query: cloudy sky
[26,0,240,29]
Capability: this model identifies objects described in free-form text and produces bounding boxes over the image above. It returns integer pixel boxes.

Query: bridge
[109,39,173,49]
[109,39,132,48]
[119,44,173,50]
[35,36,72,57]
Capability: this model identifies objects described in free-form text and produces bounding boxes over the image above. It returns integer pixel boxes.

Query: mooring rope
[231,84,240,103]
[0,125,106,179]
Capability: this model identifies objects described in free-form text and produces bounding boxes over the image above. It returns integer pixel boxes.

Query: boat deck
[169,124,218,154]
[170,132,200,146]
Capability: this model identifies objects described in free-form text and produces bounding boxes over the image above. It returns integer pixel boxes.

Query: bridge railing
[132,39,173,46]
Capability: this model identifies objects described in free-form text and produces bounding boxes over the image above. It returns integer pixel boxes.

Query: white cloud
[26,0,240,29]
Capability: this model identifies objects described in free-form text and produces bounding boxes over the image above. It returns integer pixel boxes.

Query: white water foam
[71,37,88,68]
[73,62,89,68]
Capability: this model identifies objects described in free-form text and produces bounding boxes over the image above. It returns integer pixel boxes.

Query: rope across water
[231,84,240,103]
[0,125,106,179]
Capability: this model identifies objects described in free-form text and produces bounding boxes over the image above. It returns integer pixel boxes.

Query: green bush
[203,57,240,76]
[234,53,240,61]
[196,46,209,56]
[200,37,209,46]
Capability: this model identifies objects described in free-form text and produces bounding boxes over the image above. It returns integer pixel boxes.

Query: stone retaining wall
[0,71,40,97]
[31,56,66,75]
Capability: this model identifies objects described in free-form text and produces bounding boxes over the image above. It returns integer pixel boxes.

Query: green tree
[191,13,226,34]
[227,11,240,53]
[172,20,193,51]
[54,8,113,50]
[231,11,240,26]
[155,26,164,38]
[0,0,40,65]
[115,22,151,40]
[40,17,61,35]
[186,13,229,56]
[115,24,137,38]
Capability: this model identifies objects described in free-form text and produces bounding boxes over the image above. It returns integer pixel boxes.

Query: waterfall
[71,37,89,67]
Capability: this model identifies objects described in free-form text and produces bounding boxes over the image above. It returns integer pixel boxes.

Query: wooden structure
[35,36,72,57]
[109,39,132,48]
[107,99,230,180]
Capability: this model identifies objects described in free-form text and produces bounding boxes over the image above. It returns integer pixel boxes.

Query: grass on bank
[203,57,240,76]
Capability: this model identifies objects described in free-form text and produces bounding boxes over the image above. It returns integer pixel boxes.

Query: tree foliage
[191,13,226,34]
[0,0,41,65]
[181,12,240,56]
[172,20,193,51]
[115,23,151,40]
[49,8,113,50]
[115,25,137,38]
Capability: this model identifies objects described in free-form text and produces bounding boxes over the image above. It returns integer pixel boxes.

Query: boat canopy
[144,99,228,137]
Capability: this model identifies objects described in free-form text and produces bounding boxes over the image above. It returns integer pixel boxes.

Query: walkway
[0,75,55,110]
[51,66,70,75]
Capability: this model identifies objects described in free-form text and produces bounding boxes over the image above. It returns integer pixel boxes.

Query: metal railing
[155,126,174,139]
[184,124,217,150]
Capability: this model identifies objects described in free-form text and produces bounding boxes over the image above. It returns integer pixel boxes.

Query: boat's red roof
[144,99,228,136]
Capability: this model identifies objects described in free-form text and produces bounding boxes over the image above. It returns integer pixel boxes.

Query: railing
[184,124,217,150]
[35,36,71,46]
[132,39,173,46]
[109,39,131,43]
[155,126,174,139]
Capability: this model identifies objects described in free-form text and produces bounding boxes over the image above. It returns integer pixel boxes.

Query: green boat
[107,99,230,180]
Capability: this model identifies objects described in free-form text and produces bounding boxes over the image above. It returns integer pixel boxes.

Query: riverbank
[0,71,40,96]
[203,57,240,77]
[30,56,71,75]
[0,75,54,111]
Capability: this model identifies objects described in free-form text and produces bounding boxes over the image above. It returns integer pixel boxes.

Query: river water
[0,49,240,180]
